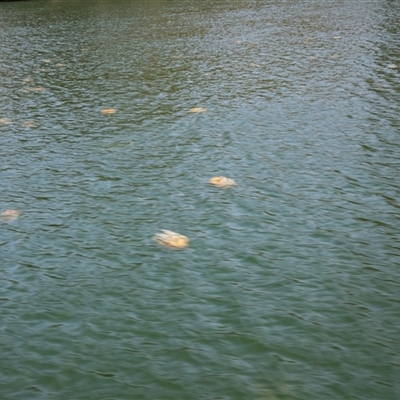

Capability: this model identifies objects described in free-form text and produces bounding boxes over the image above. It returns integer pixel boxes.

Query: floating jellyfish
[22,121,36,127]
[188,107,206,113]
[388,64,398,69]
[28,86,45,92]
[209,176,236,188]
[1,209,22,221]
[101,108,116,114]
[0,118,12,125]
[249,63,260,68]
[153,230,189,249]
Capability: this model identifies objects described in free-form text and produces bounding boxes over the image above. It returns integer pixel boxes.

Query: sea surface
[1,1,400,399]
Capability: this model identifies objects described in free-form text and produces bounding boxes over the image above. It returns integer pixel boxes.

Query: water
[1,1,400,399]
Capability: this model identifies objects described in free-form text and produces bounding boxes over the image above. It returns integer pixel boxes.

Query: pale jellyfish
[209,176,236,188]
[153,230,189,249]
[22,121,36,127]
[188,107,207,113]
[28,86,45,92]
[1,209,22,221]
[101,108,116,114]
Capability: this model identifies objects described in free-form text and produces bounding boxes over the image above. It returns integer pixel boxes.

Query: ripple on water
[1,0,400,399]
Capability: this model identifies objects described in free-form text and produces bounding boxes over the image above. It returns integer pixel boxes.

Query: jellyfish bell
[153,230,189,249]
[188,107,207,113]
[23,121,36,127]
[28,86,45,92]
[209,176,236,188]
[165,236,189,249]
[101,108,116,114]
[1,209,21,217]
[1,209,22,221]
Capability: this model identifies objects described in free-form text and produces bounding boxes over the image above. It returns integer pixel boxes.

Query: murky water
[1,1,400,399]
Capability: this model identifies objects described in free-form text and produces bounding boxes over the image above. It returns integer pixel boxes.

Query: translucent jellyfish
[27,86,45,92]
[101,108,116,114]
[22,121,36,127]
[188,107,207,113]
[1,209,22,221]
[209,176,236,188]
[0,118,12,125]
[153,230,189,249]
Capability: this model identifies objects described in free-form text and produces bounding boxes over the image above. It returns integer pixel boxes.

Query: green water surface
[1,1,400,399]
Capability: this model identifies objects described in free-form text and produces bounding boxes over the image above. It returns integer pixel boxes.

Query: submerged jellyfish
[188,107,206,113]
[22,121,36,127]
[209,176,236,188]
[153,230,189,249]
[0,118,12,125]
[1,209,22,221]
[28,86,45,92]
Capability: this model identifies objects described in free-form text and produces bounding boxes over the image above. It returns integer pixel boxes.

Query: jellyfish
[209,176,236,188]
[188,107,206,113]
[101,108,116,114]
[1,209,22,221]
[153,230,189,249]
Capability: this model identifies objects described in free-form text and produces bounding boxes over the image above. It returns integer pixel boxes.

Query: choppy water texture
[1,1,400,399]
